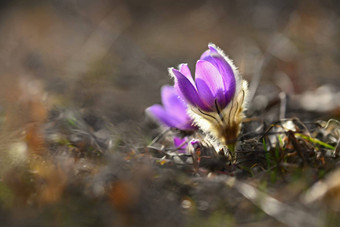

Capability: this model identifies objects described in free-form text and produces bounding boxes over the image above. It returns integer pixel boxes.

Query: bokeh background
[0,0,339,226]
[0,0,339,129]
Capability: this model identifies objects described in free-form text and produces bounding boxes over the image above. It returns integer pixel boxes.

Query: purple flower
[169,43,248,152]
[173,137,188,153]
[170,43,238,112]
[146,85,196,131]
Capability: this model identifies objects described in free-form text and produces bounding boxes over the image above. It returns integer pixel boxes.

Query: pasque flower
[146,85,196,131]
[170,43,248,151]
[173,137,200,154]
[173,137,188,154]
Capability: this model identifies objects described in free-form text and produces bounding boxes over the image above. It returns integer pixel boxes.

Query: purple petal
[201,44,236,104]
[171,68,210,111]
[146,105,178,128]
[161,85,188,123]
[200,46,218,60]
[195,60,226,108]
[147,101,195,131]
[174,137,188,154]
[160,86,195,130]
[178,64,197,98]
[194,78,215,111]
[179,64,194,84]
[174,137,187,148]
[190,139,200,147]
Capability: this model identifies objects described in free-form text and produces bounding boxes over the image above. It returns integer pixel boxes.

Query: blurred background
[0,0,339,131]
[0,0,339,226]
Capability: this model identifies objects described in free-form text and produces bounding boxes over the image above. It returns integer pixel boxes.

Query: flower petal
[195,60,226,108]
[171,68,209,111]
[201,44,236,104]
[174,137,187,148]
[146,105,178,128]
[174,137,188,153]
[179,64,198,95]
[179,64,195,84]
[161,85,190,123]
[194,78,215,111]
[200,47,217,60]
[161,85,184,110]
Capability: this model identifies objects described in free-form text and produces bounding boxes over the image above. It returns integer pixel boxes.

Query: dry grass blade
[229,178,321,227]
[303,168,340,211]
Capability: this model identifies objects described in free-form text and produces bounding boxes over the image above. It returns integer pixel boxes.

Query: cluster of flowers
[146,43,248,156]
